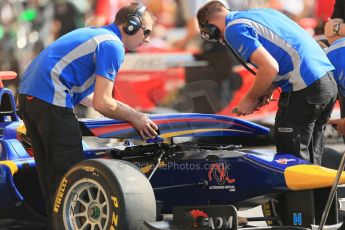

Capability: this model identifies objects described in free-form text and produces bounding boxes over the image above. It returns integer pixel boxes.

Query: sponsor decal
[262,202,275,225]
[275,158,296,164]
[82,166,95,172]
[209,185,236,191]
[185,209,209,227]
[110,196,119,230]
[53,177,68,213]
[184,209,235,229]
[277,127,293,133]
[107,68,116,76]
[208,217,235,229]
[174,205,237,229]
[208,163,236,191]
[293,213,302,225]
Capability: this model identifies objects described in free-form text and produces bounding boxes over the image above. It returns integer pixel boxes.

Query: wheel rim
[63,178,110,230]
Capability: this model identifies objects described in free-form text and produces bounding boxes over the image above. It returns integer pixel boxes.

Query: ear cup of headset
[123,15,142,35]
[123,3,146,36]
[200,24,221,42]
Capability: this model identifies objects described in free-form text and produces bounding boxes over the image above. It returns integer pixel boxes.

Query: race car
[0,71,344,230]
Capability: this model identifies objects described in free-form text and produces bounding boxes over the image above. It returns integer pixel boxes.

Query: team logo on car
[184,209,209,227]
[208,163,236,191]
[182,207,237,229]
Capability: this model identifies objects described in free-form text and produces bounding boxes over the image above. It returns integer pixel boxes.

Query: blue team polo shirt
[224,8,334,92]
[19,23,125,108]
[325,38,345,96]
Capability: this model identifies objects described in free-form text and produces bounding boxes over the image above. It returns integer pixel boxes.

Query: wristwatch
[333,23,341,36]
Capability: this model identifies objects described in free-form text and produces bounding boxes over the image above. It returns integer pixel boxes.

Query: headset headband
[132,3,146,17]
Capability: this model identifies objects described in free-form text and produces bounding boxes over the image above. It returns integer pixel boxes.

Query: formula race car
[0,71,345,230]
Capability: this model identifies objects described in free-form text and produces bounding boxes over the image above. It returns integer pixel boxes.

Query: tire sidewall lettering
[53,165,124,229]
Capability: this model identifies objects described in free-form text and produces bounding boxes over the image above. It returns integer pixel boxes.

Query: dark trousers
[18,95,84,216]
[274,73,337,165]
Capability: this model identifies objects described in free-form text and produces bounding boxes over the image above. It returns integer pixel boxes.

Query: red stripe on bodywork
[91,118,252,136]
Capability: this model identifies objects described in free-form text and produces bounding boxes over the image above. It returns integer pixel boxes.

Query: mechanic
[18,2,158,227]
[196,1,337,164]
[324,0,345,139]
[326,12,345,138]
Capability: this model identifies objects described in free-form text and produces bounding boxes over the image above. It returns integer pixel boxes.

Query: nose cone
[284,165,345,190]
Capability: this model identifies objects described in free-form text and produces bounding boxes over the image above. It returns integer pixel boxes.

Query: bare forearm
[94,97,140,122]
[113,101,142,121]
[247,46,278,101]
[246,70,276,101]
[92,76,158,139]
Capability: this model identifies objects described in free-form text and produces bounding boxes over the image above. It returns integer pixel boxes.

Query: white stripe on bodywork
[51,34,120,107]
[227,19,306,90]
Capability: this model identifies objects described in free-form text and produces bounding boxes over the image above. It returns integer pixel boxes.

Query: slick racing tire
[52,159,156,230]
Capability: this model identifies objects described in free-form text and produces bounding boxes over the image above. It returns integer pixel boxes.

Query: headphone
[199,0,228,43]
[200,24,221,43]
[199,2,257,75]
[123,3,146,35]
[200,21,257,76]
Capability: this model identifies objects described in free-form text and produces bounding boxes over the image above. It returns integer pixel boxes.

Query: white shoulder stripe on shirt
[325,40,345,55]
[226,19,306,90]
[51,34,119,107]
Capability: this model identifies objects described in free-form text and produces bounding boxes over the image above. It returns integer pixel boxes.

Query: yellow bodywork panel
[285,164,345,190]
[0,161,19,175]
[16,124,27,135]
[160,128,250,138]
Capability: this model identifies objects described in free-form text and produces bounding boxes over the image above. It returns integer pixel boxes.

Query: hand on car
[130,112,159,139]
[234,96,259,116]
[257,85,276,108]
[257,95,271,108]
[257,94,276,108]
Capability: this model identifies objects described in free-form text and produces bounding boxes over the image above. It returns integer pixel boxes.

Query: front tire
[52,159,156,230]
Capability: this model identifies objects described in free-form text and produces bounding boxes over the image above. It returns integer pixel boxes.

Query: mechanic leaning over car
[197,1,337,165]
[326,0,345,137]
[17,2,158,228]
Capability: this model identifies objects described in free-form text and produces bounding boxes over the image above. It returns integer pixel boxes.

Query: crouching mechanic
[197,1,337,164]
[18,2,158,225]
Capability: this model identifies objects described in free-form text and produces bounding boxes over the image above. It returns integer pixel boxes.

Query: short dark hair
[197,1,227,27]
[114,2,149,25]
